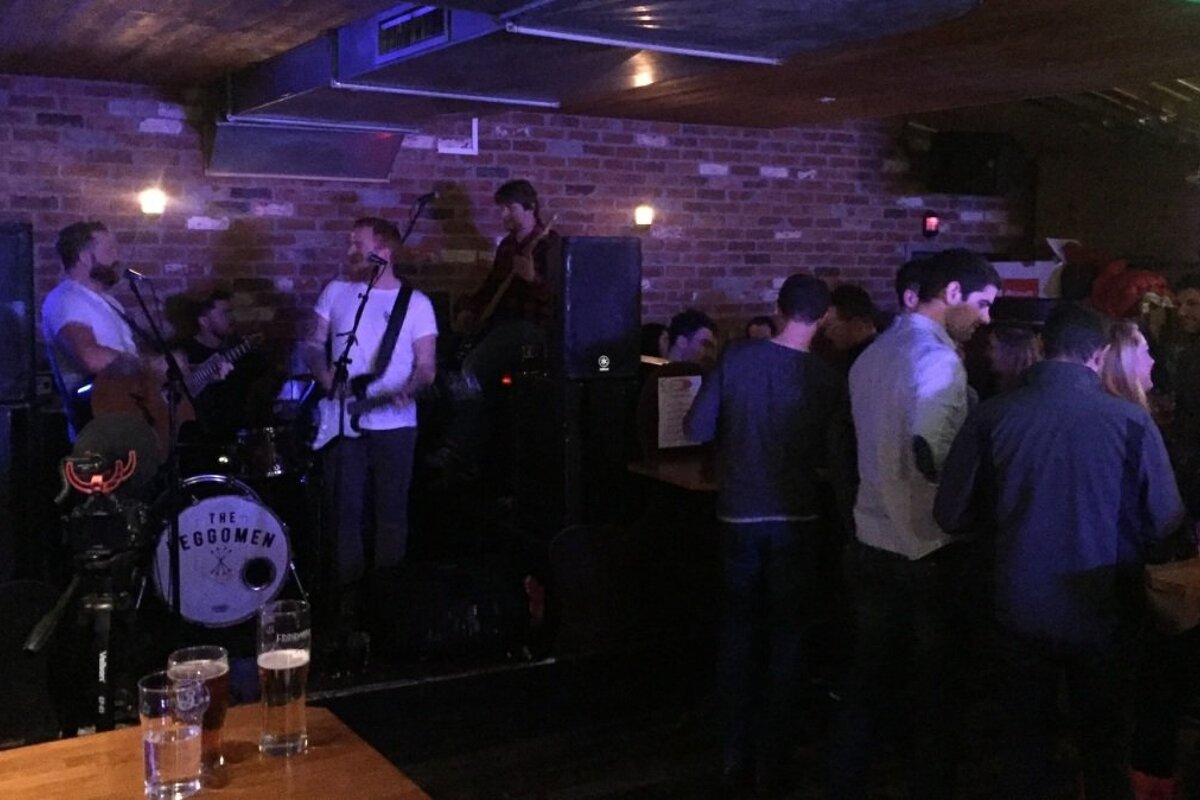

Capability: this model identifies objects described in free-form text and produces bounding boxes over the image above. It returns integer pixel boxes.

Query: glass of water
[257,599,311,756]
[138,670,209,800]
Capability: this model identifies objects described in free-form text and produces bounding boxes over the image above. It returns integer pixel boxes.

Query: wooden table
[627,452,718,493]
[0,704,430,799]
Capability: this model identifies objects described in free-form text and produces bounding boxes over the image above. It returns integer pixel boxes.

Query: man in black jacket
[935,303,1183,800]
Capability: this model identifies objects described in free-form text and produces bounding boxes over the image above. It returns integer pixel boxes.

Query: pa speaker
[547,236,641,380]
[0,224,34,403]
[928,132,1026,197]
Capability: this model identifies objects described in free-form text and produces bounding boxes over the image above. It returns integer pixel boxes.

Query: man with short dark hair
[667,307,719,367]
[822,285,879,372]
[935,303,1183,800]
[180,289,271,437]
[829,248,1000,800]
[685,273,844,796]
[41,221,140,438]
[433,180,558,478]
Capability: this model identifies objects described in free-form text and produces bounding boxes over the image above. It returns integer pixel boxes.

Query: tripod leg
[89,596,115,732]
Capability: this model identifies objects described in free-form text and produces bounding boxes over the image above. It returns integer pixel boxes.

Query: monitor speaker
[927,132,1026,196]
[547,236,641,380]
[0,224,34,403]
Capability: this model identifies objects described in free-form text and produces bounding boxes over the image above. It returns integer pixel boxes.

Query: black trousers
[322,426,417,585]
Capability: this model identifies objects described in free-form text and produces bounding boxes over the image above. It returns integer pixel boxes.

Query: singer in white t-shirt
[303,217,438,593]
[41,221,140,438]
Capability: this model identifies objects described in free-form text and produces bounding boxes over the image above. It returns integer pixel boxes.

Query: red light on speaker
[922,211,940,238]
[500,373,513,387]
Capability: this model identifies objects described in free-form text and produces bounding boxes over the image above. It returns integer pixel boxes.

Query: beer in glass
[257,599,310,756]
[167,645,230,771]
[139,670,208,800]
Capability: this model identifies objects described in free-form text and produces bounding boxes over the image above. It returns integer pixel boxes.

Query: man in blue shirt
[935,303,1183,799]
[684,274,844,796]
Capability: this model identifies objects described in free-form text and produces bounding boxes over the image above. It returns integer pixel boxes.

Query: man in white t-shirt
[41,221,140,438]
[303,217,438,592]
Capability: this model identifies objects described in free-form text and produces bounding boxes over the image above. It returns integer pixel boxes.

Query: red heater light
[922,211,940,238]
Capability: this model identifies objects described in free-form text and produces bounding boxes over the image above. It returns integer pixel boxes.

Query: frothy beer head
[257,649,310,670]
[168,660,229,681]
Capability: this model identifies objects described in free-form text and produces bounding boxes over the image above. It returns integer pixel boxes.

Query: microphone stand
[127,274,194,640]
[322,197,430,665]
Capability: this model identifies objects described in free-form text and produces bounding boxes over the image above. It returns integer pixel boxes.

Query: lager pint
[257,649,310,755]
[257,599,311,756]
[167,646,230,771]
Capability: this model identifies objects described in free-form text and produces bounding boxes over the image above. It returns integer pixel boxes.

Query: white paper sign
[657,374,703,449]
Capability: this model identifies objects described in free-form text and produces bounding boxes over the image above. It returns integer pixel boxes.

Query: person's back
[935,302,1184,800]
[937,304,1184,646]
[963,360,1180,643]
[697,338,842,520]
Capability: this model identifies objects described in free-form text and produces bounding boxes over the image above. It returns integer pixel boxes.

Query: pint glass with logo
[167,645,230,772]
[257,599,310,756]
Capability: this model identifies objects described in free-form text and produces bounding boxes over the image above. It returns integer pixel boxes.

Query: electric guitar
[456,216,557,361]
[310,374,409,451]
[183,334,262,397]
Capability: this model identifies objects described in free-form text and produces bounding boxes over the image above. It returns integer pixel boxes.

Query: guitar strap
[371,283,415,376]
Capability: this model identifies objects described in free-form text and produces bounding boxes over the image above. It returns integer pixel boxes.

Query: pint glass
[257,599,310,756]
[167,645,230,771]
[139,671,208,800]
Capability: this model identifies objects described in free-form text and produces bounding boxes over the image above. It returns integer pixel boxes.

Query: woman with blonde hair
[1100,320,1155,409]
[1105,318,1196,800]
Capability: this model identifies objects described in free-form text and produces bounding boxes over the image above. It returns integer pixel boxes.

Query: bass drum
[153,474,290,627]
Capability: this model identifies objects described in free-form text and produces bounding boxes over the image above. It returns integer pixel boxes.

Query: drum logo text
[178,527,278,551]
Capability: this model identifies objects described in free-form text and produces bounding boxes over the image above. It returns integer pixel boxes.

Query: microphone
[124,268,149,282]
[366,253,388,272]
[415,191,437,205]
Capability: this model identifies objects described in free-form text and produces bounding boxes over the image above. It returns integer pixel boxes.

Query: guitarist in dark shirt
[433,180,558,479]
[180,289,270,438]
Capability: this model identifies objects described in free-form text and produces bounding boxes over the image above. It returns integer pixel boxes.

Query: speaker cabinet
[507,375,637,538]
[928,132,1026,196]
[547,236,641,380]
[0,224,34,403]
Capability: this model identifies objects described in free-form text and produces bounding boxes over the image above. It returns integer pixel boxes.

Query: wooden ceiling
[0,0,1199,130]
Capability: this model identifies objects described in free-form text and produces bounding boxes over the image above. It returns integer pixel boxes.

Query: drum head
[154,482,289,627]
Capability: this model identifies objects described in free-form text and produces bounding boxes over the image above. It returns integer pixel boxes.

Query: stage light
[634,204,655,227]
[138,187,167,215]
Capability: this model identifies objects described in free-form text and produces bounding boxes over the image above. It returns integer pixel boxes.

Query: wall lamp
[634,204,655,228]
[138,187,168,216]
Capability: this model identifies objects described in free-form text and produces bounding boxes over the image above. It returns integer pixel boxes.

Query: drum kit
[24,377,323,735]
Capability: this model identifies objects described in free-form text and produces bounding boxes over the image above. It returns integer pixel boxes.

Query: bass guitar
[455,216,557,361]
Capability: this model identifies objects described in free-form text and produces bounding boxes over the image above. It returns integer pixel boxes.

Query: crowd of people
[661,249,1200,799]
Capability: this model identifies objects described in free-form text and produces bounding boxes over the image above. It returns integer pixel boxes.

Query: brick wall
[0,73,1025,356]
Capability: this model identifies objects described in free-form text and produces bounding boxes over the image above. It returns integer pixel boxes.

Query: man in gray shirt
[685,274,844,795]
[829,249,1000,800]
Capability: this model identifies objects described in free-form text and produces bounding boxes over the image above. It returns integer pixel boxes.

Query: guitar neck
[474,272,518,330]
[186,338,256,395]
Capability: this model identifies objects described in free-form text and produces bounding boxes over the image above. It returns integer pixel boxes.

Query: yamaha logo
[598,355,611,372]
